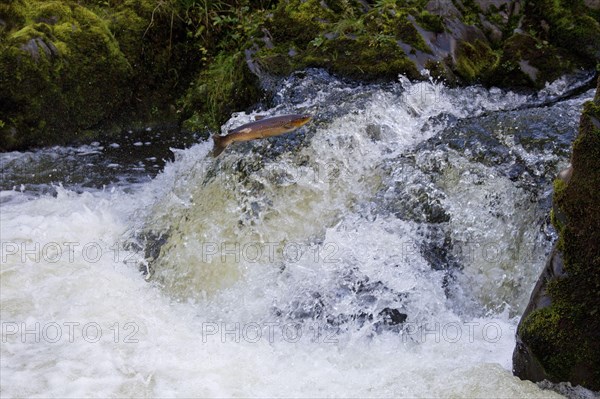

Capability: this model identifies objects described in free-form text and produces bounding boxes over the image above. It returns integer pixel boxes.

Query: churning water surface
[1,70,596,397]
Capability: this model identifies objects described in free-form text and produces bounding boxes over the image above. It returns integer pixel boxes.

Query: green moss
[181,51,262,132]
[549,208,560,235]
[254,0,429,80]
[0,1,27,36]
[454,39,498,83]
[331,17,366,36]
[0,0,205,150]
[522,0,600,64]
[518,304,589,383]
[29,1,73,21]
[491,33,575,88]
[363,5,431,53]
[313,35,420,81]
[251,44,297,76]
[2,0,598,150]
[481,0,600,89]
[415,10,444,33]
[553,177,567,199]
[559,100,600,272]
[422,59,457,84]
[0,0,132,149]
[553,14,600,60]
[254,31,420,82]
[269,0,341,45]
[519,80,600,390]
[452,0,483,26]
[551,178,569,235]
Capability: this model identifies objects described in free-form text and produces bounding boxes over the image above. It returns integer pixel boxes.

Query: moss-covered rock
[488,0,600,88]
[250,0,427,83]
[513,78,600,391]
[0,0,132,149]
[454,38,498,83]
[491,33,576,88]
[308,34,421,81]
[248,0,598,91]
[524,0,600,61]
[103,0,199,106]
[0,0,198,150]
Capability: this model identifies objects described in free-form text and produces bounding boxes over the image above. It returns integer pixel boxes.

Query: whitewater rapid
[1,70,595,397]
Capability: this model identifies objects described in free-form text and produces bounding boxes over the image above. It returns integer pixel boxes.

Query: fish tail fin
[212,135,228,157]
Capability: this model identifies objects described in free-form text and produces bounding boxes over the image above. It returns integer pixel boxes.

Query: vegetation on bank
[0,0,266,149]
[517,78,600,390]
[0,0,599,149]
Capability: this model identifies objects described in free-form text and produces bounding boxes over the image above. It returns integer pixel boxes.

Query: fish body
[212,114,312,157]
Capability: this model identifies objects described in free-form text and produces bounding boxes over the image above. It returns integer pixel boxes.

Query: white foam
[1,74,574,397]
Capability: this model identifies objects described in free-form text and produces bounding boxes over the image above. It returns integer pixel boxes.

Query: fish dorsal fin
[254,115,266,121]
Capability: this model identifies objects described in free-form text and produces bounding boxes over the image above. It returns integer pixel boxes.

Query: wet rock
[385,184,449,224]
[557,166,573,184]
[513,79,600,391]
[518,60,539,83]
[378,308,408,325]
[3,0,598,150]
[270,267,411,335]
[512,245,567,383]
[479,16,503,44]
[426,0,462,19]
[19,37,59,61]
[584,0,600,9]
[366,124,383,141]
[474,0,512,13]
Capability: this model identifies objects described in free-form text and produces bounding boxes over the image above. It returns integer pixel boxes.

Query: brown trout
[212,114,312,157]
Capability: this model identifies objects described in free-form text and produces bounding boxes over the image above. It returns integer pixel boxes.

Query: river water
[1,70,596,397]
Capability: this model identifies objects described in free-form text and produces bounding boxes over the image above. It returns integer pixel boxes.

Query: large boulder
[0,0,196,150]
[0,0,131,149]
[513,78,600,390]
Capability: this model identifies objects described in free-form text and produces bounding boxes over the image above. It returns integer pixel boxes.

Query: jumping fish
[212,114,312,157]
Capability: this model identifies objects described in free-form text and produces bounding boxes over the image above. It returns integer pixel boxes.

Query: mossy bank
[1,0,600,150]
[513,78,600,391]
[0,0,200,149]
